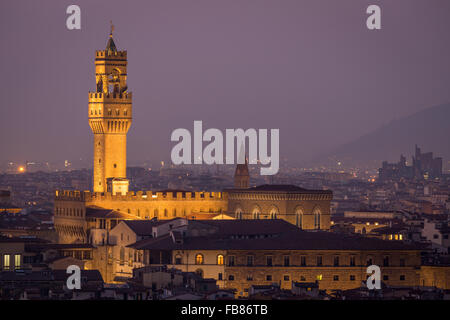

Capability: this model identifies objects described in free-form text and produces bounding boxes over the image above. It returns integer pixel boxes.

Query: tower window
[113,164,117,168]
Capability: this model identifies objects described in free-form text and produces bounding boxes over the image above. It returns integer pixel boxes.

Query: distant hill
[317,103,450,168]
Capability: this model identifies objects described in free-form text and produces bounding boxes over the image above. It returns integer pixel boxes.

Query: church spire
[234,157,250,189]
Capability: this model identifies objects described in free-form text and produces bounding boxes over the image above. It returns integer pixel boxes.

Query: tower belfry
[89,29,132,194]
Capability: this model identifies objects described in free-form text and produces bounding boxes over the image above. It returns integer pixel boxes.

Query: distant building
[379,145,443,181]
[0,190,22,214]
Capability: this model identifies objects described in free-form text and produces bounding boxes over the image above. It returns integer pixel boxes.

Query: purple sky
[1,0,450,166]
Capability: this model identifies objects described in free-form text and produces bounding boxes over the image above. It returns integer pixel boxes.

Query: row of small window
[55,207,83,217]
[224,274,406,282]
[63,250,92,260]
[90,109,128,116]
[236,212,321,229]
[0,254,21,270]
[190,254,406,267]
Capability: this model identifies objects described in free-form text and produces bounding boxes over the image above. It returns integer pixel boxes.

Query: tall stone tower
[89,28,132,194]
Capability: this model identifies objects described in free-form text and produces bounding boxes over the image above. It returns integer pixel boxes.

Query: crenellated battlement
[95,50,127,59]
[55,190,228,202]
[88,92,132,101]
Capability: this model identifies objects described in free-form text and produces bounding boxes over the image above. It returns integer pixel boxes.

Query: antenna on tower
[110,20,114,37]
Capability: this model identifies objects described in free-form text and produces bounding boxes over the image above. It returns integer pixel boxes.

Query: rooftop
[86,206,141,220]
[128,219,424,252]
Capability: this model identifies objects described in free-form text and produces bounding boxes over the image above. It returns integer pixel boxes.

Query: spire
[106,21,117,54]
[234,157,250,189]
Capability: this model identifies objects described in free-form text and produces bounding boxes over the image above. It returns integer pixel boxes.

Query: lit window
[217,255,224,265]
[4,255,10,270]
[316,274,323,281]
[14,255,21,269]
[195,254,204,265]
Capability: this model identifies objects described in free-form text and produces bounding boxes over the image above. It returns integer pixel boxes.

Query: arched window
[164,209,168,217]
[313,209,321,229]
[154,209,158,218]
[252,207,261,220]
[295,208,304,228]
[217,254,224,265]
[269,207,278,219]
[195,254,204,265]
[235,207,243,219]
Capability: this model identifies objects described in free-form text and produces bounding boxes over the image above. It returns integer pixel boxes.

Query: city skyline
[1,1,450,166]
[0,1,450,303]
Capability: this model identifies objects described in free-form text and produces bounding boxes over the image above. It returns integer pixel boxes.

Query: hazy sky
[1,0,450,166]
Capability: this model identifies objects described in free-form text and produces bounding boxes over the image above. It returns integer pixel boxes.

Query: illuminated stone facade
[128,219,425,296]
[226,185,332,230]
[53,33,332,244]
[89,32,132,193]
[54,190,227,244]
